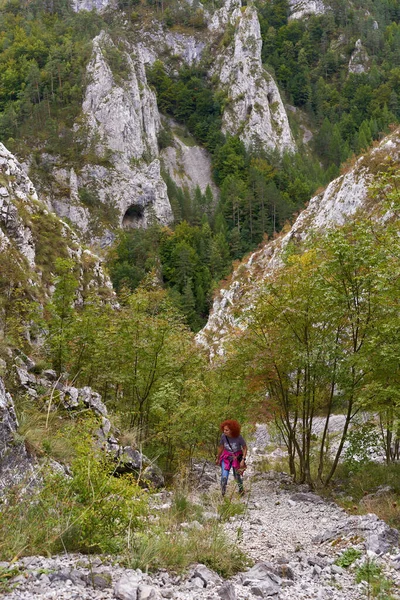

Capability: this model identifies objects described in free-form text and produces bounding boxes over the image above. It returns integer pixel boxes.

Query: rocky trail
[2,430,400,600]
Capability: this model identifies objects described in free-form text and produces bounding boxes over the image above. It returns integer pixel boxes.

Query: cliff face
[197,129,400,357]
[43,0,295,241]
[211,1,295,152]
[72,0,114,11]
[288,0,326,20]
[45,31,173,245]
[0,143,113,303]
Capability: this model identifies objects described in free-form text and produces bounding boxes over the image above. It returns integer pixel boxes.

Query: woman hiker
[216,419,247,496]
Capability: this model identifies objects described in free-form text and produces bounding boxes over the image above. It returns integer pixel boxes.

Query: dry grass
[359,493,400,530]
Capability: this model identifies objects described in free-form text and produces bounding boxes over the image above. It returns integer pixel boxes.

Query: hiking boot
[238,487,245,497]
[221,477,227,497]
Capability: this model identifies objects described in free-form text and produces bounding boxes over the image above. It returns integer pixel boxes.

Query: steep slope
[210,0,295,152]
[42,0,295,244]
[198,128,400,356]
[0,142,113,347]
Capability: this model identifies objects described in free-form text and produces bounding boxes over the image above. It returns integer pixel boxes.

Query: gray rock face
[212,2,294,152]
[138,23,205,67]
[73,0,114,11]
[348,39,371,74]
[288,0,326,20]
[198,129,400,356]
[161,127,218,197]
[0,377,18,459]
[0,377,35,494]
[0,143,37,267]
[0,143,114,294]
[48,31,173,239]
[83,32,160,163]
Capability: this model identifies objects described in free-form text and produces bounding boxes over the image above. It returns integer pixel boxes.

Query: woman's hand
[215,457,220,465]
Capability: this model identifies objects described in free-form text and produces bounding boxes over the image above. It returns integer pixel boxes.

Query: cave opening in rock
[122,204,145,228]
[267,92,273,104]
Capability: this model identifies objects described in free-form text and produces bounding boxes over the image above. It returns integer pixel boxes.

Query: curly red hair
[220,419,241,437]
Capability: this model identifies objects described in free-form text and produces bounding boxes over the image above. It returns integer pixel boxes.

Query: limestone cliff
[72,0,114,11]
[0,143,113,304]
[211,1,295,152]
[45,31,173,244]
[348,39,371,75]
[198,129,400,357]
[288,0,326,20]
[40,0,298,242]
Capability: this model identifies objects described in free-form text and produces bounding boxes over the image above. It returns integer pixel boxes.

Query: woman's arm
[240,444,247,466]
[216,444,224,464]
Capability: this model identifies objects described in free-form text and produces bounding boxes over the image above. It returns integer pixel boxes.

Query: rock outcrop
[0,356,165,493]
[161,124,218,196]
[198,129,400,356]
[348,39,371,74]
[72,0,114,11]
[39,32,174,243]
[0,377,35,493]
[0,143,114,311]
[289,0,326,20]
[212,1,295,152]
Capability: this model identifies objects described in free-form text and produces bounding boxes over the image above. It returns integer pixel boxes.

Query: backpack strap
[225,434,234,451]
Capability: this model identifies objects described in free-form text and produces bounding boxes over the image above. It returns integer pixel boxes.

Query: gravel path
[2,432,400,600]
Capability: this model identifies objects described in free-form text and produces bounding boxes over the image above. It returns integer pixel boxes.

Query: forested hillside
[1,0,399,329]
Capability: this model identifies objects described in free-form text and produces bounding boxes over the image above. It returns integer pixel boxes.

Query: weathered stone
[211,3,294,153]
[191,564,221,586]
[85,571,112,589]
[290,493,323,504]
[114,574,141,600]
[217,581,236,600]
[142,464,165,489]
[117,447,143,473]
[137,584,161,599]
[289,0,325,21]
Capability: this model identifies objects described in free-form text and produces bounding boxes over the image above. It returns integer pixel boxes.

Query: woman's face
[223,426,232,437]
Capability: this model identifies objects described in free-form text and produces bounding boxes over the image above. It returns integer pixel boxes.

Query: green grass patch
[334,547,362,568]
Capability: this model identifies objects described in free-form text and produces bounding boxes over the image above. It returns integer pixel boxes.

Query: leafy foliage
[257,0,400,166]
[335,548,362,568]
[0,420,147,558]
[231,170,400,486]
[0,0,104,158]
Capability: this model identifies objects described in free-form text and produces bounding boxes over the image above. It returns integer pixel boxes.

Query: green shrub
[335,547,362,568]
[0,422,147,559]
[355,559,395,599]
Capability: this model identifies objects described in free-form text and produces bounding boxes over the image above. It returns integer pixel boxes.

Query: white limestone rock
[138,23,205,66]
[83,31,160,162]
[66,31,174,238]
[0,144,37,267]
[348,39,371,75]
[72,0,114,11]
[209,0,241,32]
[0,143,114,300]
[161,126,218,197]
[289,0,326,20]
[212,4,295,152]
[0,377,35,495]
[198,129,400,356]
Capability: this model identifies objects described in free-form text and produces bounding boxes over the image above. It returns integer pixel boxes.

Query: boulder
[0,377,35,494]
[114,574,142,600]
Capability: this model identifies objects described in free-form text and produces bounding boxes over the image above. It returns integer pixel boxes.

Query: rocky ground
[2,429,400,600]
